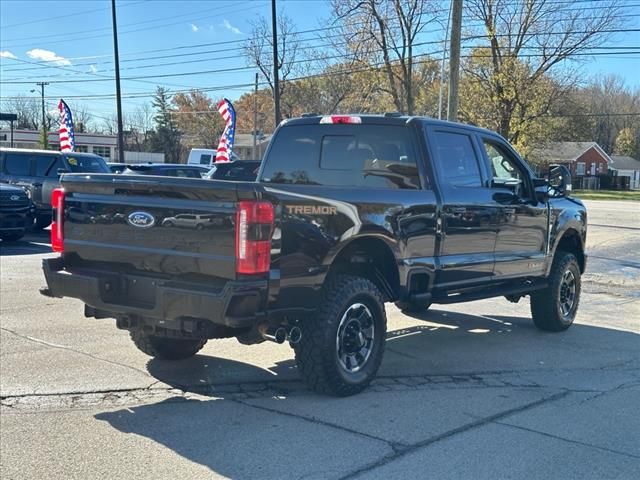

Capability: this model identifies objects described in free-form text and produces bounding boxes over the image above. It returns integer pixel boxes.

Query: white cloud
[26,48,71,66]
[89,64,97,73]
[0,50,17,59]
[223,19,242,35]
[190,23,199,32]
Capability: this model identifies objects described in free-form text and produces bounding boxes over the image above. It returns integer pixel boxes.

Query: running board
[432,279,548,305]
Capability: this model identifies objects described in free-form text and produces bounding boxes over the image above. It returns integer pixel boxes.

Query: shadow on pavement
[95,309,640,478]
[0,230,51,256]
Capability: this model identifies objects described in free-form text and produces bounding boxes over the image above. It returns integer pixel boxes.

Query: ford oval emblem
[127,211,155,228]
[10,195,20,201]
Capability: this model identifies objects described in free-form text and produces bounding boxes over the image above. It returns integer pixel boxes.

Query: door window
[431,131,482,187]
[3,154,31,175]
[34,155,57,177]
[482,140,529,198]
[199,154,212,165]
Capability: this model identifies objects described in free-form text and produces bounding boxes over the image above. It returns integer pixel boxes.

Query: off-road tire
[293,274,387,397]
[130,331,207,360]
[34,215,51,230]
[530,251,581,332]
[0,233,25,242]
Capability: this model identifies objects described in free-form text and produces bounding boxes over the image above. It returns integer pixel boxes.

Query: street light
[31,82,49,134]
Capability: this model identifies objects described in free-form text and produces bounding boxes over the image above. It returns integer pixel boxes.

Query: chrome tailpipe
[287,326,302,344]
[258,324,287,344]
[258,324,302,344]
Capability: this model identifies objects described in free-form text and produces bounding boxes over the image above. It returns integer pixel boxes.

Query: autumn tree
[614,127,640,158]
[463,0,623,150]
[234,88,275,133]
[172,90,224,150]
[329,0,440,115]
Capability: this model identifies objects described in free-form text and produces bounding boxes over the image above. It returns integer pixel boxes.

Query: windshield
[63,154,110,173]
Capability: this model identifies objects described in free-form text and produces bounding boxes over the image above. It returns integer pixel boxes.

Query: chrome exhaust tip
[287,326,302,344]
[258,324,287,344]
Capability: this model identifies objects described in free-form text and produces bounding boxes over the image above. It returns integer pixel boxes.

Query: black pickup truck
[41,115,586,396]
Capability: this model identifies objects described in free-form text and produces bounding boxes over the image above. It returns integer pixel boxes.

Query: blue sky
[1,0,639,127]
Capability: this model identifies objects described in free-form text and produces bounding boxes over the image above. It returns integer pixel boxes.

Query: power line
[0,0,147,29]
[3,40,639,86]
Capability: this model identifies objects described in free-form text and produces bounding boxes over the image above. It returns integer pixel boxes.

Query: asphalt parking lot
[1,199,639,479]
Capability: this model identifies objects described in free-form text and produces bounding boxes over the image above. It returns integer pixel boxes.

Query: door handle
[32,182,43,187]
[503,208,516,215]
[451,207,467,214]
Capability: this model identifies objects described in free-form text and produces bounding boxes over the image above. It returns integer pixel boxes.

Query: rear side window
[3,154,31,176]
[199,154,212,165]
[261,124,421,189]
[431,131,482,188]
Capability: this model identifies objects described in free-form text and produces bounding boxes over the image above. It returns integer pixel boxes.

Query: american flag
[58,99,75,152]
[215,98,236,162]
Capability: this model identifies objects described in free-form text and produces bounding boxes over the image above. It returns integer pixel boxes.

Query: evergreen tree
[149,87,182,162]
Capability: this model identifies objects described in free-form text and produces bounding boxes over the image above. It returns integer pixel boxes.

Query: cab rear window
[261,124,421,189]
[63,154,109,173]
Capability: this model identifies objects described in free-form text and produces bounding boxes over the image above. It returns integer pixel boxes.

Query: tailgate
[60,174,252,280]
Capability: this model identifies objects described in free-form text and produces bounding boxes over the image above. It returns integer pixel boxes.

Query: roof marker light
[319,115,362,124]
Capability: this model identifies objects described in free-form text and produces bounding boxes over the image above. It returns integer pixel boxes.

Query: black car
[204,160,261,181]
[0,183,34,242]
[0,148,110,229]
[122,163,209,178]
[107,162,128,174]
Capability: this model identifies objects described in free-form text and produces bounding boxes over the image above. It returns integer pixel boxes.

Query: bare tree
[464,0,624,141]
[126,103,155,151]
[329,0,441,115]
[68,103,93,133]
[3,95,40,129]
[244,13,300,106]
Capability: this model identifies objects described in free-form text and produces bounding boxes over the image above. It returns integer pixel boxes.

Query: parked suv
[0,148,110,229]
[0,183,34,242]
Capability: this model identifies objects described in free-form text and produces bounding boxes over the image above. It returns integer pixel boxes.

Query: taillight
[236,200,274,275]
[319,115,362,124]
[51,188,65,253]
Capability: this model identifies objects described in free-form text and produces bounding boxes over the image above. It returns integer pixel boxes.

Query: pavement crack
[338,391,569,480]
[0,327,151,377]
[495,421,640,460]
[233,397,404,451]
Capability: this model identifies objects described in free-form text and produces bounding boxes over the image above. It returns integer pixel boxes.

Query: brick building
[532,142,612,189]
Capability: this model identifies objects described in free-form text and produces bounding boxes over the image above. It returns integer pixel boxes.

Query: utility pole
[447,0,463,122]
[271,0,281,126]
[32,82,49,149]
[253,72,258,159]
[438,1,452,120]
[111,0,125,163]
[36,82,49,132]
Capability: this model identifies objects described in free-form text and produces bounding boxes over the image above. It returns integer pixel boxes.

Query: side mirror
[548,164,572,197]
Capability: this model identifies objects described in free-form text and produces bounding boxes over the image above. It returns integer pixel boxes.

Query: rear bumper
[42,257,275,328]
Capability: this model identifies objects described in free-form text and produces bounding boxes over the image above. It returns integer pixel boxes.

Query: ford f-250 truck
[41,115,587,396]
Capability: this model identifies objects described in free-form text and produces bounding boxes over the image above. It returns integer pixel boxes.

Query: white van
[187,148,239,166]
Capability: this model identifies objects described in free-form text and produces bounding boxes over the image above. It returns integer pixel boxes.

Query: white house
[609,155,640,190]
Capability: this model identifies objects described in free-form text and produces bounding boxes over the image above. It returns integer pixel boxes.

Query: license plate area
[99,274,156,309]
